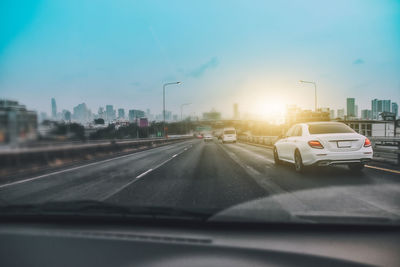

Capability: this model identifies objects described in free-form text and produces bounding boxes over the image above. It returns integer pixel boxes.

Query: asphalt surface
[1,138,399,220]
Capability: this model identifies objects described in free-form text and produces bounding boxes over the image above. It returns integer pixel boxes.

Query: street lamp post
[180,103,191,121]
[163,81,181,137]
[299,80,317,111]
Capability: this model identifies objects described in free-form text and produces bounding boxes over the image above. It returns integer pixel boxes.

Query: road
[1,138,399,220]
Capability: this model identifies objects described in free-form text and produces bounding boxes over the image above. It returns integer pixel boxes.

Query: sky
[0,0,399,120]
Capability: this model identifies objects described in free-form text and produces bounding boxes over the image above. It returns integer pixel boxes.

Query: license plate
[337,141,351,148]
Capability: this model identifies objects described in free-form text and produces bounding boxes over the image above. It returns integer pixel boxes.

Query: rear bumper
[302,147,373,166]
[313,158,372,166]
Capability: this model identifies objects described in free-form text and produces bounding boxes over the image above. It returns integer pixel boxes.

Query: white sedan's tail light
[308,140,324,149]
[364,138,372,147]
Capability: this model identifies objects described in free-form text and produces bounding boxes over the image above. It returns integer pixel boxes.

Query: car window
[286,126,296,137]
[308,123,355,134]
[224,130,236,134]
[293,126,302,136]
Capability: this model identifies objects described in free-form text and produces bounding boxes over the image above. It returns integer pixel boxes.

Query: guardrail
[0,136,193,170]
[370,137,400,166]
[239,135,400,166]
[238,135,278,147]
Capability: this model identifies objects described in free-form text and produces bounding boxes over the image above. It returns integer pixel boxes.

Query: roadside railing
[370,137,400,166]
[238,135,278,147]
[239,135,400,166]
[0,136,193,172]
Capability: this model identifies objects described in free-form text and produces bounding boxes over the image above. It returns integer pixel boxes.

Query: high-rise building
[346,98,355,118]
[128,109,145,122]
[164,110,172,121]
[337,109,345,119]
[106,105,115,121]
[371,99,391,119]
[51,98,57,119]
[0,100,38,144]
[361,109,372,120]
[371,99,379,119]
[233,103,239,119]
[73,103,90,122]
[118,108,125,119]
[392,102,398,118]
[382,100,391,112]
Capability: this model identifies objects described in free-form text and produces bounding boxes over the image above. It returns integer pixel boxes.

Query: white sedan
[273,122,373,172]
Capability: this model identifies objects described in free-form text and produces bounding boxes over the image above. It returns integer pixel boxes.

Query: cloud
[353,58,365,65]
[187,57,219,78]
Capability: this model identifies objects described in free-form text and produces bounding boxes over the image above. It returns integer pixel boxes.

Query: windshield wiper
[0,200,213,221]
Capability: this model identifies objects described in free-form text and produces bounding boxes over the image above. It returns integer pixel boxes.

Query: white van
[222,127,237,143]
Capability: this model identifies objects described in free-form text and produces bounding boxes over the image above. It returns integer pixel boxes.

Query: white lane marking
[136,169,153,179]
[366,165,400,175]
[101,148,189,200]
[0,141,193,189]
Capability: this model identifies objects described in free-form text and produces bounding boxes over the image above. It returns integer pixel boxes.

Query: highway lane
[0,138,399,219]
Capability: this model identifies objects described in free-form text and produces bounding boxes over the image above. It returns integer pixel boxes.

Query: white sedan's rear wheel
[294,150,304,173]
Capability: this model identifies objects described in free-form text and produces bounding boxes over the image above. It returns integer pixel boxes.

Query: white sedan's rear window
[224,130,236,134]
[308,123,355,134]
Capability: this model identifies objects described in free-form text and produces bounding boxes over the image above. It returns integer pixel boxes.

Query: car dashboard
[0,219,399,267]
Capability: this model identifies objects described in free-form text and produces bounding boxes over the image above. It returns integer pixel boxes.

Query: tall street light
[180,103,191,121]
[299,80,317,111]
[163,81,182,137]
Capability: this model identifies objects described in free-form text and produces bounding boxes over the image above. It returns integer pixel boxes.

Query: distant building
[355,105,358,118]
[341,120,397,137]
[233,103,239,120]
[118,108,125,119]
[128,109,145,122]
[73,103,91,122]
[382,100,391,112]
[0,99,38,144]
[329,110,335,119]
[372,99,392,120]
[62,110,71,122]
[337,109,345,119]
[346,98,355,118]
[371,99,379,120]
[51,98,57,119]
[392,102,398,118]
[202,109,221,121]
[285,106,330,125]
[361,109,372,120]
[106,105,115,121]
[164,110,172,121]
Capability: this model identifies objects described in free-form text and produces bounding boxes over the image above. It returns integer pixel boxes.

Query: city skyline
[43,95,399,123]
[0,0,399,118]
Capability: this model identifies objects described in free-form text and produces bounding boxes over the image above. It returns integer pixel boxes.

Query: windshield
[0,0,399,227]
[308,123,355,134]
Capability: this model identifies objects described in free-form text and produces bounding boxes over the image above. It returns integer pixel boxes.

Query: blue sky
[0,0,399,119]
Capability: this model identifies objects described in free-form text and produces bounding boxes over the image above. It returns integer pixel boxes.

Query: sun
[255,99,286,117]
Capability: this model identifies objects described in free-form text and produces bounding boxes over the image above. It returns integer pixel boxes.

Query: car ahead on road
[273,122,373,172]
[222,128,237,144]
[203,133,213,142]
